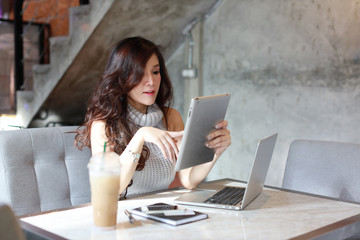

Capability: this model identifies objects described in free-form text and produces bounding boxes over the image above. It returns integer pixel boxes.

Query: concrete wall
[167,0,360,187]
[167,44,186,115]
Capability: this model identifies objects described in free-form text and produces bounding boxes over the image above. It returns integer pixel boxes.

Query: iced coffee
[88,152,121,229]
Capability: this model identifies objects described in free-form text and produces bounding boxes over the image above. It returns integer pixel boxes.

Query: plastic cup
[88,152,121,229]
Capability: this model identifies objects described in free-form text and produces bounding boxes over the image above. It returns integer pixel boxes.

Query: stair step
[32,64,50,74]
[17,91,34,102]
[69,4,91,16]
[69,5,91,37]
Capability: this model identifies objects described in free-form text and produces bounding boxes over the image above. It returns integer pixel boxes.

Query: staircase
[16,0,219,128]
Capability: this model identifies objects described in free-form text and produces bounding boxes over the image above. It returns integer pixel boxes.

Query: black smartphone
[146,203,178,211]
[137,203,195,216]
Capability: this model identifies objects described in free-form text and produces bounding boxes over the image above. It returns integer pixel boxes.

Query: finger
[209,140,231,156]
[168,131,184,138]
[207,128,230,141]
[163,141,174,160]
[166,132,181,157]
[167,140,179,158]
[161,139,177,161]
[157,140,170,160]
[164,133,178,152]
[206,134,231,148]
[215,120,228,129]
[153,135,170,160]
[206,139,230,150]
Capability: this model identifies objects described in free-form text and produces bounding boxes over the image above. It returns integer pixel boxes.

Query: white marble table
[20,179,360,240]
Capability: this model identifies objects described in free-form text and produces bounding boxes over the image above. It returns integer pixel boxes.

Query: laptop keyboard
[205,186,245,206]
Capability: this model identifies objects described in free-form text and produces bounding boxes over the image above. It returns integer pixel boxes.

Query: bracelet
[127,149,141,163]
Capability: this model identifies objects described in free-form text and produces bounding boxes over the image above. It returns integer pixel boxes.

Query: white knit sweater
[125,104,176,197]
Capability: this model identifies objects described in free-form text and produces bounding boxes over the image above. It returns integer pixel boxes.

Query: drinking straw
[102,142,107,160]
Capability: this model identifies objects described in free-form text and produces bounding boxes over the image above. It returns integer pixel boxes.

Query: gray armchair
[282,139,360,203]
[0,126,91,216]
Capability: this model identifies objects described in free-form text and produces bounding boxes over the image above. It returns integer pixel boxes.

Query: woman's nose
[145,74,154,85]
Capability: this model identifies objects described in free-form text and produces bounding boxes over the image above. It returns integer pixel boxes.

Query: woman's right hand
[137,127,183,161]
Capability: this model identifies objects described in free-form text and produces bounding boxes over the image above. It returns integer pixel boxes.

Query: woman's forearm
[178,153,221,190]
[118,128,145,193]
[91,122,146,194]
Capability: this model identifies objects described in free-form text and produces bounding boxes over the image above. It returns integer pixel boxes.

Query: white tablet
[175,93,231,171]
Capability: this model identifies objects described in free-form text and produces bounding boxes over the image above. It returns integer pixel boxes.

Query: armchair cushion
[0,126,91,216]
[282,139,360,203]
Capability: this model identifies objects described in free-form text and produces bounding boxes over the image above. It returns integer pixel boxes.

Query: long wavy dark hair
[75,36,174,171]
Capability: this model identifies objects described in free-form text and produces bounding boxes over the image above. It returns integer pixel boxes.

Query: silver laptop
[175,133,278,210]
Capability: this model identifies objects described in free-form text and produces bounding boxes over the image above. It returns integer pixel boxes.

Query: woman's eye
[153,70,160,75]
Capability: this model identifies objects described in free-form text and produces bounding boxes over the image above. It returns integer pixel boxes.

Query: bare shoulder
[91,120,106,131]
[165,107,184,131]
[90,120,110,154]
[91,120,107,139]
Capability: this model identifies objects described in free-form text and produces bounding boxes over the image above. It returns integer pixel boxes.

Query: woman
[75,36,231,198]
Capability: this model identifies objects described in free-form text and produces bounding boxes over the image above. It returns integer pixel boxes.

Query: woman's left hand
[205,120,231,156]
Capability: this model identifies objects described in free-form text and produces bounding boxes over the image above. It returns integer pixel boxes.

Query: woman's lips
[144,90,155,95]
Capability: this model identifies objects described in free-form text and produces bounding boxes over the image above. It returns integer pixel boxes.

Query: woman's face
[127,54,161,113]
